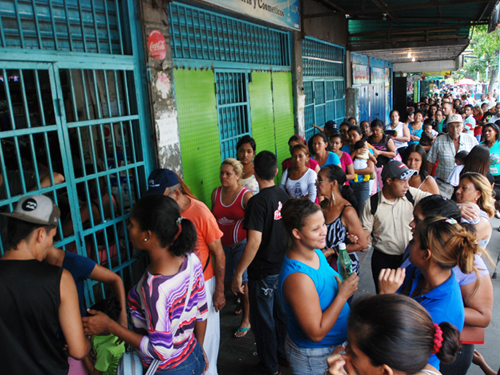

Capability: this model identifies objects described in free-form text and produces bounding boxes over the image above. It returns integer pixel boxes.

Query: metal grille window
[0,0,150,308]
[169,2,291,67]
[215,71,251,160]
[0,0,126,54]
[302,38,345,140]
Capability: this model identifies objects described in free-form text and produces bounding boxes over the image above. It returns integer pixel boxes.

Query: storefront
[0,0,152,303]
[351,53,393,124]
[164,1,296,201]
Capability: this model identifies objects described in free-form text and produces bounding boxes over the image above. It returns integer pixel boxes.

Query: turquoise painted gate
[0,0,151,307]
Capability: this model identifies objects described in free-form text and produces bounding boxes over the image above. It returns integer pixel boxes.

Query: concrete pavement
[217,217,500,375]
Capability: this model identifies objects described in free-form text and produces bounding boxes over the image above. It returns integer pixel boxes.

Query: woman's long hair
[402,144,428,180]
[318,165,358,211]
[131,195,197,257]
[461,145,490,176]
[460,172,495,218]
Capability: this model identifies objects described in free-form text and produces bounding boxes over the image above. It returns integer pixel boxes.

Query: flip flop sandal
[233,327,250,338]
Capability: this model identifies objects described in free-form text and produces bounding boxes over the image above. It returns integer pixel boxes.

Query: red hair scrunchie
[431,323,443,355]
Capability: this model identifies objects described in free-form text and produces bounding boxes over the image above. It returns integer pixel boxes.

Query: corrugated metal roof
[305,0,497,63]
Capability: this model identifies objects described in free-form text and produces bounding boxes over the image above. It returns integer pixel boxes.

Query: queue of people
[1,91,500,375]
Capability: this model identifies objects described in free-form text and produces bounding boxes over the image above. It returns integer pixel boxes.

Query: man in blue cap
[147,169,225,375]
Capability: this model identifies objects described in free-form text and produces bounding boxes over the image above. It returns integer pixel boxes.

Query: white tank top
[386,122,407,149]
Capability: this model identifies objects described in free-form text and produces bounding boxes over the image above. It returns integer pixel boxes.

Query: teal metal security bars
[0,0,126,53]
[168,2,291,68]
[303,37,346,141]
[168,2,291,162]
[0,0,150,308]
[215,71,251,161]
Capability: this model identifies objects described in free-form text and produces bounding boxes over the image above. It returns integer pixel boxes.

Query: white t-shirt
[280,168,317,202]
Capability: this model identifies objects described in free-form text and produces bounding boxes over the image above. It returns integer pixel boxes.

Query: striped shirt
[128,253,208,370]
[427,133,478,181]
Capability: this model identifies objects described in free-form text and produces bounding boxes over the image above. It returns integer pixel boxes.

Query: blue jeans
[249,274,288,374]
[285,335,339,375]
[224,240,248,284]
[155,341,206,375]
[351,181,370,215]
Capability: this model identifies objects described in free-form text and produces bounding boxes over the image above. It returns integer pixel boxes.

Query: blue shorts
[224,239,248,284]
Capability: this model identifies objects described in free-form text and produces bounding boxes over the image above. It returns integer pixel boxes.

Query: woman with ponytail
[326,294,461,375]
[409,195,494,375]
[83,195,208,374]
[316,165,366,274]
[379,215,482,371]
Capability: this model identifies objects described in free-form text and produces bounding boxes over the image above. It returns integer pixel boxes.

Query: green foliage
[463,25,500,82]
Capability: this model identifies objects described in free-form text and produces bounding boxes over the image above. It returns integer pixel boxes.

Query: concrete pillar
[292,31,305,138]
[138,0,183,175]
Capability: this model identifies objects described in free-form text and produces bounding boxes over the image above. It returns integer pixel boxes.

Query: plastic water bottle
[337,243,353,281]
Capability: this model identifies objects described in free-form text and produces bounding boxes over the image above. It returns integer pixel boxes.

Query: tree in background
[463,25,500,94]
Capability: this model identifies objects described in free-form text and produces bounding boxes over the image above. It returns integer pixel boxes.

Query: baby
[446,150,468,187]
[352,138,371,182]
[423,122,438,138]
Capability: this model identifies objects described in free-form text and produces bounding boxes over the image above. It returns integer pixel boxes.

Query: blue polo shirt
[398,264,464,370]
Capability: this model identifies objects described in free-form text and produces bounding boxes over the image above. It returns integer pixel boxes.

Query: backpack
[370,190,415,216]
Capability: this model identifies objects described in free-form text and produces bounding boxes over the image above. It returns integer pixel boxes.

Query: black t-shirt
[0,260,68,375]
[244,185,289,280]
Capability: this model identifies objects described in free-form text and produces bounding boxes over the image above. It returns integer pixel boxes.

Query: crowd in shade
[2,89,500,375]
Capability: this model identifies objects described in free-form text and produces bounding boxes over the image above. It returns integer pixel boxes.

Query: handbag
[117,255,195,375]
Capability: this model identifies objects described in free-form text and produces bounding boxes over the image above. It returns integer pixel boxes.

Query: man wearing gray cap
[427,113,478,198]
[360,161,431,293]
[0,195,89,374]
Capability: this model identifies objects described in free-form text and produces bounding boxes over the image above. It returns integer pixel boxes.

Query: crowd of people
[1,90,500,375]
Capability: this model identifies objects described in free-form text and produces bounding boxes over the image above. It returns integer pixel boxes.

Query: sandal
[233,326,250,338]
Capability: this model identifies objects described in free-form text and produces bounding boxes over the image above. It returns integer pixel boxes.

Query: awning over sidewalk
[306,0,498,66]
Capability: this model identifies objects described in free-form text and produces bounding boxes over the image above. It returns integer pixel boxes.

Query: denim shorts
[155,341,206,375]
[224,239,248,284]
[285,335,340,375]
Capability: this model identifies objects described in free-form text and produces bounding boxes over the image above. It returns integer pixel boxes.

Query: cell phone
[385,129,397,136]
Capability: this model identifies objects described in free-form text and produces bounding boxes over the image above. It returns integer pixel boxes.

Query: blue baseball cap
[147,169,179,195]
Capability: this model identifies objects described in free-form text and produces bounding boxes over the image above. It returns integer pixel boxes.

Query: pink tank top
[212,186,249,246]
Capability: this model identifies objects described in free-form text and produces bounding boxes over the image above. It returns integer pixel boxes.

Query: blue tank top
[278,250,350,348]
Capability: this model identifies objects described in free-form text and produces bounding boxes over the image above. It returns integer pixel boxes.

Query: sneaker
[496,211,500,219]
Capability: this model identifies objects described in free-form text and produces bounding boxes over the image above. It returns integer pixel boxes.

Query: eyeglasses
[315,179,329,186]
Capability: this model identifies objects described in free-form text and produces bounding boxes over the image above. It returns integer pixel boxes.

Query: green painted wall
[174,69,220,204]
[249,72,276,156]
[272,72,295,181]
[174,70,295,204]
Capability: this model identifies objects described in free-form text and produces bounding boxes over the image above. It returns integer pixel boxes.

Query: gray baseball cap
[1,195,60,226]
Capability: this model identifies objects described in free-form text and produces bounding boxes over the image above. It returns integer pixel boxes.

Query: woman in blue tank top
[278,199,359,375]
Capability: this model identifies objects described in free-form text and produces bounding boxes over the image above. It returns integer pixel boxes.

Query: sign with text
[352,64,369,85]
[371,67,385,84]
[201,0,300,30]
